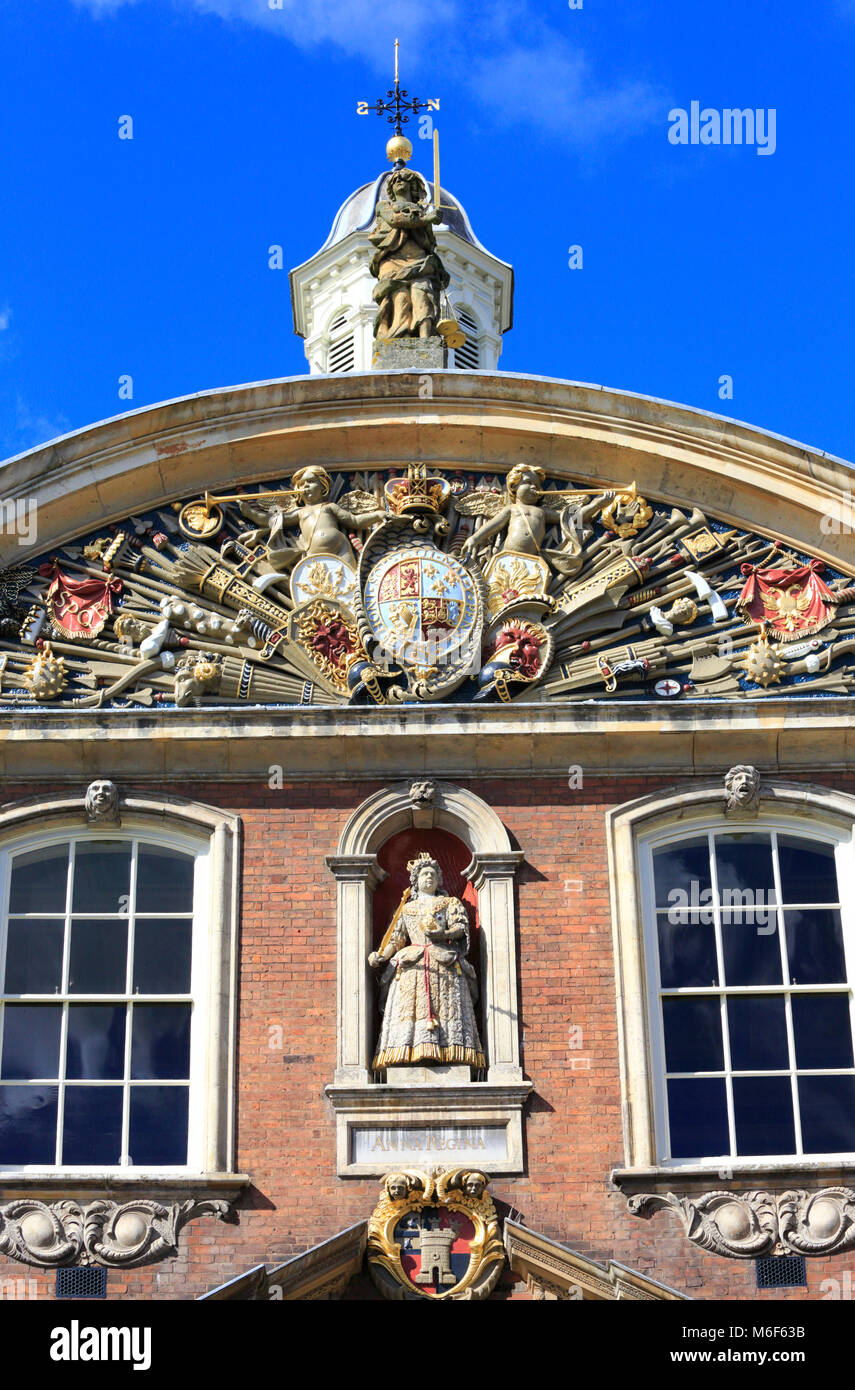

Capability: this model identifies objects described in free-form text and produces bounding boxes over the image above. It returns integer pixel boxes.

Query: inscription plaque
[352,1125,507,1165]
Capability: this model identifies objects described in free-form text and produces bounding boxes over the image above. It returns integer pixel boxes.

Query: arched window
[452,308,481,371]
[607,781,855,1179]
[644,822,855,1164]
[326,311,355,374]
[0,795,240,1176]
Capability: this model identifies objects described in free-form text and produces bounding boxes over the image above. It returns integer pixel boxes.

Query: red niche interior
[372,828,479,952]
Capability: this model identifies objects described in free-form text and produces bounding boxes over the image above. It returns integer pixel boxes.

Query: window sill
[611,1161,855,1198]
[0,1171,249,1201]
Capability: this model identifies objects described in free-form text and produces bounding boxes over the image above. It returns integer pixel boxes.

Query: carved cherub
[236,466,385,573]
[455,465,612,578]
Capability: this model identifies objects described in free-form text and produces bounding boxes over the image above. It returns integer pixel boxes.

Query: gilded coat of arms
[367,1168,505,1301]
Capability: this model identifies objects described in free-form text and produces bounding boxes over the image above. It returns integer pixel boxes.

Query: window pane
[714,833,775,900]
[66,1006,126,1080]
[0,1005,61,1079]
[785,910,846,985]
[662,997,724,1073]
[3,919,64,993]
[733,1076,795,1156]
[9,846,69,914]
[128,1086,189,1164]
[130,1005,191,1080]
[667,1078,729,1158]
[792,994,854,1071]
[133,919,192,995]
[0,1085,57,1164]
[721,910,782,986]
[136,849,194,914]
[799,1075,855,1153]
[68,919,128,994]
[728,996,789,1071]
[71,843,132,915]
[62,1086,123,1165]
[652,839,711,910]
[657,913,718,989]
[778,836,839,905]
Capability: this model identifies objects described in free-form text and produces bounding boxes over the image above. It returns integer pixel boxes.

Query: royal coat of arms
[367,1168,505,1301]
[363,544,481,699]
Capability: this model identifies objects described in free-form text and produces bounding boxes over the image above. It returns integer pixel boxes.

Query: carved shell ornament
[0,1197,231,1269]
[0,466,852,708]
[627,1188,855,1260]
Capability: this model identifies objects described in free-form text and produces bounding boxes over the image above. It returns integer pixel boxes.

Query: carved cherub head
[506,465,546,505]
[460,1171,488,1200]
[724,765,761,816]
[84,779,120,826]
[384,1172,423,1204]
[292,466,331,505]
[408,852,442,895]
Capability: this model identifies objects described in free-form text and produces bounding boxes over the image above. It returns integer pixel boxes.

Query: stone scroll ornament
[627,1189,855,1259]
[367,1168,505,1300]
[1,462,854,709]
[0,1197,231,1269]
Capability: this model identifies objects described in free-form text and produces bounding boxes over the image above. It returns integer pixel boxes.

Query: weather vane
[357,39,440,138]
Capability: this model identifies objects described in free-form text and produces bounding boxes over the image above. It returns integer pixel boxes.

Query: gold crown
[407,851,438,872]
[385,464,451,517]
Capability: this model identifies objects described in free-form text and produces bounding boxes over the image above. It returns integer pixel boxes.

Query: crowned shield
[363,544,482,698]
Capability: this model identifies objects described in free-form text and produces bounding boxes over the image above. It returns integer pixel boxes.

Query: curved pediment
[1,375,852,711]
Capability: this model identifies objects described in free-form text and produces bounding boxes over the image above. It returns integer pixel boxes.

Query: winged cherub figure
[236,466,386,573]
[455,465,613,579]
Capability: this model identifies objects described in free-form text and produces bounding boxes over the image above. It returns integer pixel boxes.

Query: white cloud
[69,0,662,144]
[469,38,662,145]
[0,307,10,332]
[10,396,72,454]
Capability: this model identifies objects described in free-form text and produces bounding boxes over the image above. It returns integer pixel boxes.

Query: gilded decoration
[367,1168,504,1300]
[1,462,853,709]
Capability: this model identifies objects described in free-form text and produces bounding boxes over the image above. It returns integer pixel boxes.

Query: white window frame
[606,780,855,1178]
[0,794,240,1181]
[639,815,855,1170]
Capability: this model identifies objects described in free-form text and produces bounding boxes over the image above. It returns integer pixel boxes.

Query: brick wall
[1,771,853,1302]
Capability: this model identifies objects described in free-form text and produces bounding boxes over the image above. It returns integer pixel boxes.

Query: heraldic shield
[367,1168,505,1301]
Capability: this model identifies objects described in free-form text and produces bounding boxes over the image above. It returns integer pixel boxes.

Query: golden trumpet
[177,487,294,541]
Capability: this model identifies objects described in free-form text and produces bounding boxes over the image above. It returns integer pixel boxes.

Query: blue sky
[2,0,855,464]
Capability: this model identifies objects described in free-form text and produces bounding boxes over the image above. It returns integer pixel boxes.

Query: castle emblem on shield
[367,1168,504,1301]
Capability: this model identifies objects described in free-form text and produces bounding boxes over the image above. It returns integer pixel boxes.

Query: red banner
[737,560,835,641]
[39,561,123,640]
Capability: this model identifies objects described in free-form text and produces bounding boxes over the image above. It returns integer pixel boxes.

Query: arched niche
[326,780,525,1089]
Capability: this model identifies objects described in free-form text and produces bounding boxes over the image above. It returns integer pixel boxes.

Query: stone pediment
[1,385,852,714]
[503,1220,690,1301]
[198,1216,689,1300]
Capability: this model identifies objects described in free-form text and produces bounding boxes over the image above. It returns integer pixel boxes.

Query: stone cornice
[0,698,853,780]
[1,371,853,573]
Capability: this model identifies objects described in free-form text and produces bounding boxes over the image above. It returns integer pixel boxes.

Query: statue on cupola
[369,166,450,340]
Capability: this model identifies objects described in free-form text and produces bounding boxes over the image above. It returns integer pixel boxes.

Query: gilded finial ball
[386,133,413,165]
